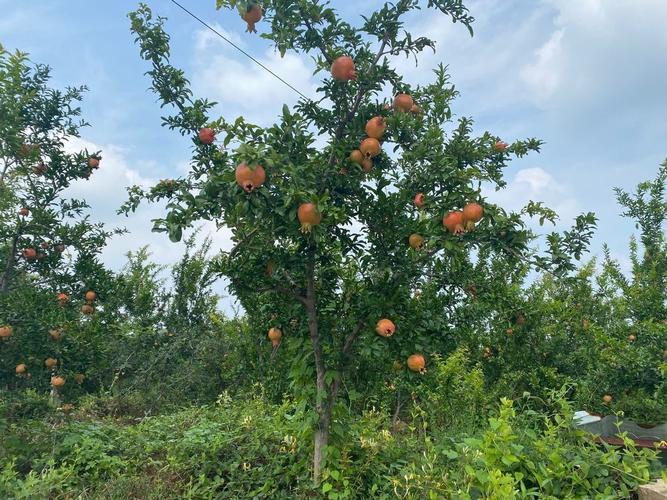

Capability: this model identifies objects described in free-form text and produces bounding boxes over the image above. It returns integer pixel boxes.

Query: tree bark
[305,257,329,483]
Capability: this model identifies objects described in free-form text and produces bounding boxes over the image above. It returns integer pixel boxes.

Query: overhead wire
[168,0,312,102]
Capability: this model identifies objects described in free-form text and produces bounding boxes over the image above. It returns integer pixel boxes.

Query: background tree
[0,43,119,295]
[125,1,595,481]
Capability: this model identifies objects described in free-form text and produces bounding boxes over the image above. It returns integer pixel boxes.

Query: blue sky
[2,0,667,300]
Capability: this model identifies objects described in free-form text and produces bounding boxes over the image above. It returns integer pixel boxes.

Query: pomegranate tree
[127,1,595,482]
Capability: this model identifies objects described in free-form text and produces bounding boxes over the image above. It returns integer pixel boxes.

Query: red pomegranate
[22,248,37,260]
[361,158,373,173]
[408,234,424,250]
[495,140,508,152]
[349,150,364,165]
[57,293,69,306]
[198,127,215,145]
[365,117,386,140]
[360,138,381,158]
[0,325,13,339]
[414,193,425,208]
[443,211,464,235]
[393,94,413,112]
[242,3,262,33]
[298,203,321,233]
[462,202,484,231]
[88,157,100,169]
[85,291,97,302]
[235,162,266,193]
[407,354,426,373]
[268,327,282,347]
[375,319,396,338]
[81,304,94,315]
[331,56,357,81]
[18,207,29,216]
[410,103,423,115]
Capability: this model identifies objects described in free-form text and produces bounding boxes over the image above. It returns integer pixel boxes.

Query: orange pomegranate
[74,373,85,385]
[393,94,413,112]
[495,140,508,152]
[349,150,363,165]
[198,127,215,145]
[330,56,357,81]
[51,376,65,388]
[85,290,97,302]
[235,162,266,193]
[23,248,37,260]
[410,103,423,115]
[602,394,613,404]
[375,319,396,338]
[49,329,63,341]
[414,192,425,208]
[57,293,69,306]
[361,158,373,173]
[15,363,27,375]
[88,157,100,169]
[408,233,424,250]
[0,325,13,339]
[360,138,381,158]
[462,202,484,231]
[407,354,426,374]
[442,211,464,235]
[81,304,94,315]
[32,162,47,175]
[242,3,262,33]
[18,207,29,216]
[298,203,321,233]
[268,327,282,347]
[45,358,58,369]
[628,334,636,342]
[365,117,386,140]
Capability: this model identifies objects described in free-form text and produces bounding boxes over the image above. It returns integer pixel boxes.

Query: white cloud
[520,29,563,103]
[484,167,579,228]
[191,23,318,125]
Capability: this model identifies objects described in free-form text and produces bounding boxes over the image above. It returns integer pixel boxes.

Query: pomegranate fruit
[410,103,423,115]
[74,373,85,385]
[360,138,381,158]
[85,291,97,302]
[0,325,13,339]
[442,211,464,235]
[330,56,357,81]
[495,140,508,152]
[88,157,100,169]
[55,243,66,253]
[15,363,27,375]
[32,162,47,175]
[242,3,262,33]
[298,203,321,233]
[602,394,613,404]
[57,293,69,306]
[365,117,386,140]
[268,327,282,347]
[51,376,65,388]
[361,158,373,173]
[393,94,413,112]
[375,319,396,338]
[235,162,266,193]
[349,150,363,165]
[40,242,49,249]
[45,357,58,368]
[628,334,636,342]
[407,354,426,374]
[409,233,424,250]
[49,329,63,341]
[414,193,425,208]
[81,304,94,315]
[23,248,37,260]
[462,202,484,231]
[18,207,29,216]
[198,127,215,145]
[483,347,493,359]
